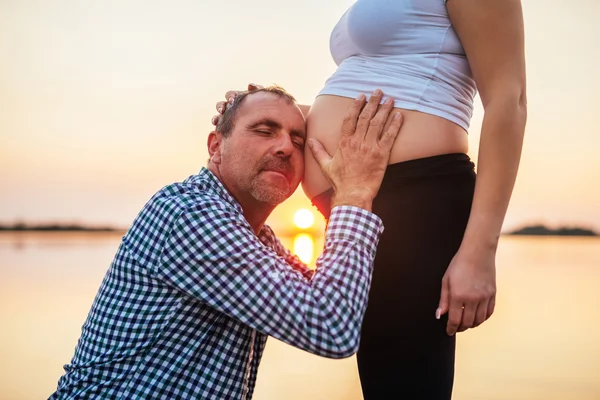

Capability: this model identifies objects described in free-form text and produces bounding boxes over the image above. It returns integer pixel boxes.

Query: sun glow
[293,208,314,229]
[293,233,314,265]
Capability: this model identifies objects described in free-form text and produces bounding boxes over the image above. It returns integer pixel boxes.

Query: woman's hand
[436,247,497,336]
[211,83,263,126]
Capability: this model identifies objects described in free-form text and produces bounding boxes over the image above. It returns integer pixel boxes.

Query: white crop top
[318,0,477,131]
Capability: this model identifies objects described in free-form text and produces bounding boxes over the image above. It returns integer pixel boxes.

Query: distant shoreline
[506,225,598,237]
[0,223,598,237]
[0,224,126,233]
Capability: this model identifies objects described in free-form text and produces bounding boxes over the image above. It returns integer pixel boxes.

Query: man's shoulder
[151,181,226,214]
[146,174,240,222]
[125,176,240,244]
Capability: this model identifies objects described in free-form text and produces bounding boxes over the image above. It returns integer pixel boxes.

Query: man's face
[210,92,306,207]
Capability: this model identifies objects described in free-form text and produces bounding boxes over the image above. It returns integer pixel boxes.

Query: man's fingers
[355,90,383,137]
[341,94,366,137]
[446,301,464,336]
[379,112,403,149]
[364,97,394,142]
[308,138,332,171]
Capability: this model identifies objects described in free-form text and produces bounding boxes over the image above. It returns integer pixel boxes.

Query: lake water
[1,233,599,400]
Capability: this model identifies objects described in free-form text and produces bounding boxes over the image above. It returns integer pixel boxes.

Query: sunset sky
[1,0,599,233]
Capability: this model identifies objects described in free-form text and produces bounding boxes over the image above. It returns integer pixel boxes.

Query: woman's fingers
[446,300,464,336]
[216,101,227,114]
[487,296,496,320]
[225,90,238,103]
[472,300,489,328]
[213,84,262,126]
[453,294,495,333]
[458,303,477,332]
[248,83,264,91]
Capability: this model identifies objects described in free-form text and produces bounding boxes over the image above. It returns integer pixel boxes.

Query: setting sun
[292,233,314,265]
[293,209,315,229]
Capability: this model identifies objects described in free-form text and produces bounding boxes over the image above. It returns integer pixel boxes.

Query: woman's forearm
[460,96,527,255]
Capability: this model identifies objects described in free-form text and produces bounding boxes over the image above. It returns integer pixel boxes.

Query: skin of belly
[302,94,470,200]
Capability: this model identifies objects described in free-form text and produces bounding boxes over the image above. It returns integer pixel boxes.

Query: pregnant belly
[302,94,470,200]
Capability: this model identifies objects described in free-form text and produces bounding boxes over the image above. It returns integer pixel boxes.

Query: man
[50,86,403,399]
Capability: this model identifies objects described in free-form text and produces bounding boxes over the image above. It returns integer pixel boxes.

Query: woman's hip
[312,153,476,220]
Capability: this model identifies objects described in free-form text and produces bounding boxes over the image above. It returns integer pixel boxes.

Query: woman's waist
[303,95,469,198]
[308,95,467,157]
[391,111,467,165]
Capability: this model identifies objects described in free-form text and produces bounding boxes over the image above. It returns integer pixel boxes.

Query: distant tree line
[508,224,598,237]
[0,222,122,232]
[1,222,597,236]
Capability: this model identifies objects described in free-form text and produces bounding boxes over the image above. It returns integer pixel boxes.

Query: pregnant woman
[214,0,527,398]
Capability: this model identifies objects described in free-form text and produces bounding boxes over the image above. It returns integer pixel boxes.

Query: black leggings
[312,153,476,400]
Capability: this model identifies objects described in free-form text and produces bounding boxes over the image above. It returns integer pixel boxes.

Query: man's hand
[309,90,403,212]
[211,83,263,126]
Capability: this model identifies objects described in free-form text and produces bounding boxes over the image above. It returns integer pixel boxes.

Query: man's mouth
[263,169,291,182]
[259,158,294,184]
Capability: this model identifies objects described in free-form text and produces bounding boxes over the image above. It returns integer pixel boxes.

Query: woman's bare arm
[438,0,527,335]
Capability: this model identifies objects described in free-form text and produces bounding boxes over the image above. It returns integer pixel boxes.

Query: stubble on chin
[250,176,291,205]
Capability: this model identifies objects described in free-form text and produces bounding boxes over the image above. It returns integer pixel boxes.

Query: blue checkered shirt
[50,168,383,400]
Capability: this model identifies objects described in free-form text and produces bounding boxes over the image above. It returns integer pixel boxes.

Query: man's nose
[273,134,295,157]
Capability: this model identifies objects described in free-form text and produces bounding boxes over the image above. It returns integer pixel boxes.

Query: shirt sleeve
[258,225,315,280]
[156,201,383,359]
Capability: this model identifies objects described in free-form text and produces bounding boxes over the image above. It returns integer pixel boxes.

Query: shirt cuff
[326,206,384,257]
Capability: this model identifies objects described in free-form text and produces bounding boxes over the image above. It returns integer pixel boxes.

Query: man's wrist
[331,192,374,213]
[327,206,384,257]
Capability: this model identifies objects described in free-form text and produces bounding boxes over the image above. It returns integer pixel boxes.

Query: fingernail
[385,97,393,105]
[228,97,234,105]
[435,307,441,319]
[356,94,365,101]
[211,116,218,125]
[393,112,400,120]
[217,106,223,114]
[308,139,314,148]
[374,89,382,96]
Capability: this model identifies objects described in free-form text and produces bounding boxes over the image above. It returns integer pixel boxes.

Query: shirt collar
[191,168,278,246]
[188,168,243,214]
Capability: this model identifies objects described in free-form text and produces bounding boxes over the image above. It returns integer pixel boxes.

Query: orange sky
[1,0,599,233]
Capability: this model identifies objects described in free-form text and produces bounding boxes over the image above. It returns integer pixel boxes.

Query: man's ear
[207,131,223,165]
